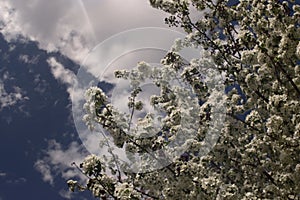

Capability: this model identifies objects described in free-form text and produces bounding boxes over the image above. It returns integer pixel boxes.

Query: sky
[0,0,178,199]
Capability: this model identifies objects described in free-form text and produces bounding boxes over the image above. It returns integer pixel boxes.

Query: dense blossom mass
[68,0,300,199]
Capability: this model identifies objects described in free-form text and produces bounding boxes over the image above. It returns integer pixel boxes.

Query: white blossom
[68,1,300,199]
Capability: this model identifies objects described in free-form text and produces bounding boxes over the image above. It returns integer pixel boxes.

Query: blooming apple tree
[68,0,300,199]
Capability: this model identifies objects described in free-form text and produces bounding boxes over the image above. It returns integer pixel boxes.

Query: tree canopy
[68,0,300,199]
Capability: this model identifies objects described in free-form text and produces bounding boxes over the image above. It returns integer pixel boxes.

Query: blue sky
[0,32,92,200]
[0,1,172,199]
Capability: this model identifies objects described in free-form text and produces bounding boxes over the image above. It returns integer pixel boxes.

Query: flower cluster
[69,0,300,199]
[114,182,141,200]
[80,154,104,177]
[83,86,108,131]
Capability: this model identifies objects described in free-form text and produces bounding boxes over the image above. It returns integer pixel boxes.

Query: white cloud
[0,81,22,109]
[5,177,27,184]
[59,189,88,200]
[18,54,39,64]
[48,57,76,87]
[0,74,28,111]
[0,0,170,63]
[47,57,104,159]
[47,57,86,111]
[59,189,73,199]
[0,171,27,185]
[0,172,7,177]
[34,160,54,186]
[35,139,89,186]
[33,74,49,95]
